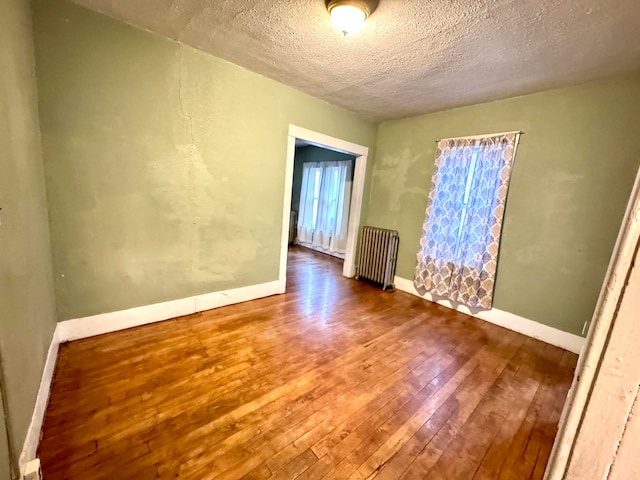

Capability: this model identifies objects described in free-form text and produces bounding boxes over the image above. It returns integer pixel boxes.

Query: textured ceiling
[69,0,640,121]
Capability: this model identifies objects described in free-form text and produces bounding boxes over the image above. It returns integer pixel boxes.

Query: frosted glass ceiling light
[327,0,372,36]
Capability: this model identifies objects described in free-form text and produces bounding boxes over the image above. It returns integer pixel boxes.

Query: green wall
[0,0,58,475]
[368,73,640,335]
[27,0,640,338]
[290,146,355,213]
[33,0,377,321]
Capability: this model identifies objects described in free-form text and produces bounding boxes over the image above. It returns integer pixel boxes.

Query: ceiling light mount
[327,0,377,36]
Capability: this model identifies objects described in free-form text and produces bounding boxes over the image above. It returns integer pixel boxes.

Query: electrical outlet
[23,458,41,480]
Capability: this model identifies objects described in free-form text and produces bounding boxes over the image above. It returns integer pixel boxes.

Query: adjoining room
[2,0,640,479]
[290,141,356,261]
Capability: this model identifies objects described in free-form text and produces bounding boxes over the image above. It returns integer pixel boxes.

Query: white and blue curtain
[297,161,353,256]
[414,133,519,309]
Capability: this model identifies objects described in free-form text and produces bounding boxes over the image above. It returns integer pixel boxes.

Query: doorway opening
[290,141,355,260]
[278,126,369,293]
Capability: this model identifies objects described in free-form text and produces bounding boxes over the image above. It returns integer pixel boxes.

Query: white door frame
[278,125,369,293]
[544,166,640,479]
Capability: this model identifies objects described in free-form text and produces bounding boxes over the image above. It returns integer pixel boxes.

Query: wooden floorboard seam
[38,247,577,480]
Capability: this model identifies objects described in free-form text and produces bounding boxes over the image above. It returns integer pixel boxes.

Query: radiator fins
[356,226,399,291]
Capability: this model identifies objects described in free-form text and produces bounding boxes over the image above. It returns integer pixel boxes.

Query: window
[414,133,520,309]
[312,169,321,228]
[297,161,353,256]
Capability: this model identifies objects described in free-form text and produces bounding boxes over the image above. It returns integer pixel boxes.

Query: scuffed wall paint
[367,73,640,335]
[609,389,640,479]
[67,0,640,120]
[0,0,58,473]
[560,221,640,479]
[33,0,377,321]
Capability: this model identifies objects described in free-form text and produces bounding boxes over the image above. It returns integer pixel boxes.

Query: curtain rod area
[436,131,523,142]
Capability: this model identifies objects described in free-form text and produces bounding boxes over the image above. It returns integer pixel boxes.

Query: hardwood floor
[39,246,577,479]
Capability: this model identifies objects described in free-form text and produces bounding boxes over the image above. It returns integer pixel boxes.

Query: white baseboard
[18,280,280,474]
[394,276,585,354]
[57,281,280,342]
[294,241,346,260]
[19,325,60,477]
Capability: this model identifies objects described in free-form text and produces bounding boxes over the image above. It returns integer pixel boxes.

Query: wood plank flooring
[39,246,577,479]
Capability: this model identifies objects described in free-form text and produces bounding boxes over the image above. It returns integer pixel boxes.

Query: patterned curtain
[414,133,518,309]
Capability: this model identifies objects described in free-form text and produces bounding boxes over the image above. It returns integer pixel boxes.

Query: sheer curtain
[297,161,352,256]
[414,133,519,309]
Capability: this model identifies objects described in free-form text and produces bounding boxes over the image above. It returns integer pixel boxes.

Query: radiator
[356,226,399,291]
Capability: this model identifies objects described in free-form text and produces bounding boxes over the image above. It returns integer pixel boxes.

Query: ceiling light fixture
[327,0,375,36]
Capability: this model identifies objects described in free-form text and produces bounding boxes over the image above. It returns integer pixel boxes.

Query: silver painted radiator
[356,226,399,291]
